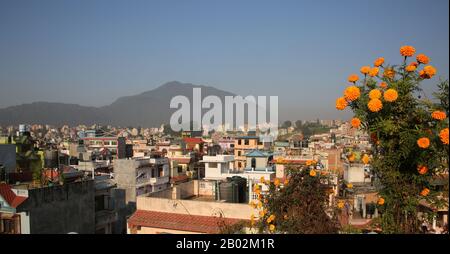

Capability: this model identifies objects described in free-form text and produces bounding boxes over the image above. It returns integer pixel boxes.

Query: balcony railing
[149,176,169,185]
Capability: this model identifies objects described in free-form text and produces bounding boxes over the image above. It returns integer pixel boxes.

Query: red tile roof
[0,183,27,208]
[128,210,247,234]
[170,175,189,184]
[170,158,191,164]
[183,138,204,144]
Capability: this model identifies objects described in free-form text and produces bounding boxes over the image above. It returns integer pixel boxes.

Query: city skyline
[0,0,449,121]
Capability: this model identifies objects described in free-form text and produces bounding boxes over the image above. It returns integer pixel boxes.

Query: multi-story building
[0,180,95,234]
[114,157,170,209]
[218,136,235,154]
[82,136,118,155]
[234,136,265,170]
[127,180,251,234]
[130,139,152,158]
[94,175,126,234]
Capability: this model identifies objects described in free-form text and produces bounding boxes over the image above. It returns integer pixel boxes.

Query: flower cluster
[336,45,448,220]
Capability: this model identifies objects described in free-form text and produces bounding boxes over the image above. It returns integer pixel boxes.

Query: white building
[344,163,371,183]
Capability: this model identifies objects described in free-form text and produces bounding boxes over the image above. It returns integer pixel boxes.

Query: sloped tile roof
[128,210,246,234]
[0,183,27,208]
[183,138,204,144]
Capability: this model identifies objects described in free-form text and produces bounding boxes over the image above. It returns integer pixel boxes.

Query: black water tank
[218,176,247,203]
[230,176,247,203]
[219,182,238,203]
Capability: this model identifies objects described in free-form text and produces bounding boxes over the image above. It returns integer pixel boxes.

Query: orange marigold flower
[379,82,388,89]
[360,66,371,75]
[368,98,383,112]
[309,169,317,177]
[419,69,429,79]
[362,154,370,164]
[417,137,430,149]
[431,111,446,121]
[369,67,379,77]
[400,45,416,57]
[274,178,280,187]
[374,57,384,67]
[383,68,396,79]
[383,89,398,102]
[269,224,275,232]
[348,153,356,162]
[347,183,353,188]
[337,201,345,209]
[417,165,428,175]
[344,86,361,101]
[410,62,418,67]
[260,176,265,183]
[423,65,437,77]
[420,188,430,197]
[336,97,348,111]
[440,128,449,145]
[377,197,385,205]
[348,74,359,83]
[351,117,361,128]
[405,65,417,72]
[284,179,289,185]
[369,89,382,99]
[416,54,430,64]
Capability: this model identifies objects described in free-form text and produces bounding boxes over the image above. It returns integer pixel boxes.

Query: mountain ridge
[0,81,236,127]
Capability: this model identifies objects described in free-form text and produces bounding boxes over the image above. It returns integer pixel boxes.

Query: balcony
[149,176,169,185]
[244,165,275,172]
[95,210,118,226]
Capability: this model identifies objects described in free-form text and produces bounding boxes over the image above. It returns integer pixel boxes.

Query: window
[237,151,241,156]
[1,216,20,234]
[177,165,183,173]
[95,195,105,211]
[244,139,249,145]
[238,140,242,145]
[251,158,256,169]
[230,144,234,148]
[238,162,242,168]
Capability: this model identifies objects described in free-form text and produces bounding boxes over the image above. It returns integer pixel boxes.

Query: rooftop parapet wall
[136,194,252,220]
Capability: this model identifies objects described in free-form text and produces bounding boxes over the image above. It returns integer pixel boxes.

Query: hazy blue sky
[0,0,448,120]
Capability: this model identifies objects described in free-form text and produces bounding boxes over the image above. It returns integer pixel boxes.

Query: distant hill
[0,81,236,127]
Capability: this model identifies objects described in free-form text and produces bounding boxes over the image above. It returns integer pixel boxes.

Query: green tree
[281,120,292,129]
[338,47,448,233]
[253,165,339,234]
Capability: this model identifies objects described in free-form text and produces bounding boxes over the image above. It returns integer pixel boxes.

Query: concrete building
[234,136,265,170]
[94,175,126,234]
[218,136,235,154]
[127,180,251,234]
[114,157,170,209]
[81,136,119,155]
[344,163,371,183]
[201,155,235,180]
[0,180,95,234]
[0,144,16,174]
